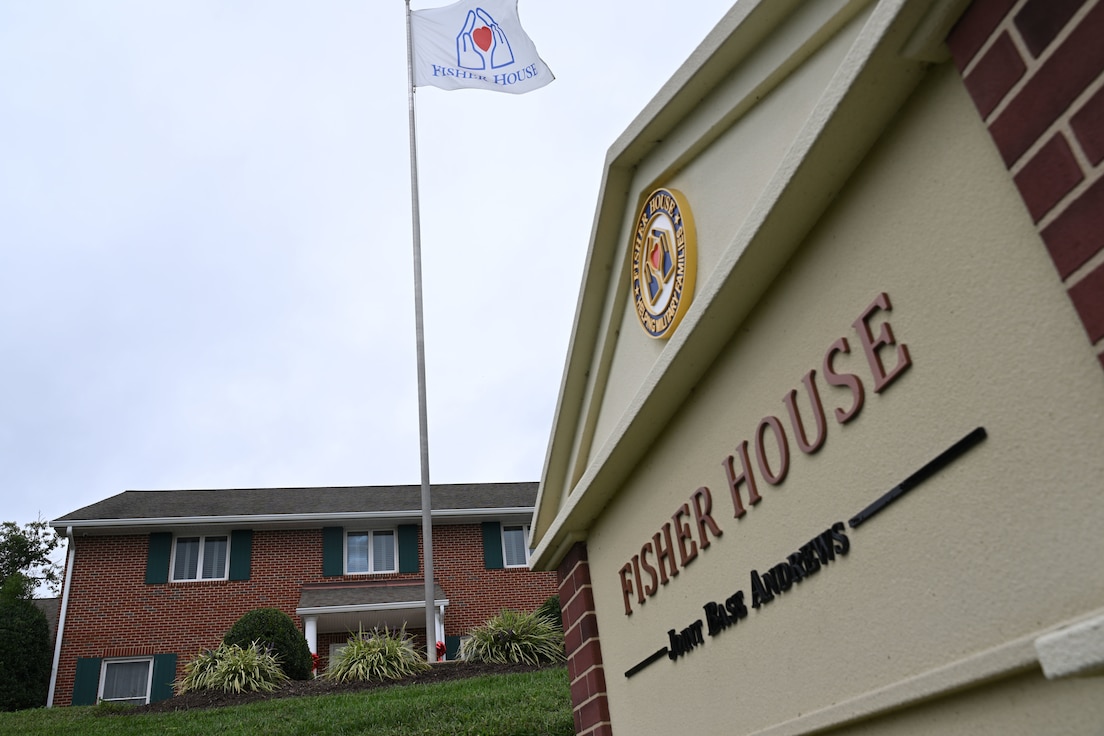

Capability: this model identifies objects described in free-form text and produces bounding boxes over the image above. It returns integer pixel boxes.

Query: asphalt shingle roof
[297,581,448,609]
[53,482,538,523]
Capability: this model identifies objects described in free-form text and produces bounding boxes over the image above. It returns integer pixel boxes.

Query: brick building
[47,482,557,707]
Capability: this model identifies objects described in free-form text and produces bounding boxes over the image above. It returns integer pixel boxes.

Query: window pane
[372,531,395,572]
[202,536,228,579]
[174,538,200,580]
[347,533,369,573]
[503,526,528,567]
[102,660,150,703]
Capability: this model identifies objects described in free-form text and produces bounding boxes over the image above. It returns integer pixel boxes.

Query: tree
[0,519,62,598]
[0,596,52,710]
[0,572,36,603]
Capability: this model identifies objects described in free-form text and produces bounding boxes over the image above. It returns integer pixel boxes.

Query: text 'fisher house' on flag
[410,0,554,93]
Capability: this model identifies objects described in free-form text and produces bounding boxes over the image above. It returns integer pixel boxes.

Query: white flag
[410,0,554,94]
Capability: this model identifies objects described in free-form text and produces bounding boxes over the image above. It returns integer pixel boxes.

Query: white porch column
[435,605,445,656]
[303,615,318,655]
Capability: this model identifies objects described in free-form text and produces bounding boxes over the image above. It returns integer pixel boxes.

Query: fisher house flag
[410,0,553,93]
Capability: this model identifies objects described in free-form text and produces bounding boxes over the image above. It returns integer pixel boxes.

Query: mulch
[112,661,555,715]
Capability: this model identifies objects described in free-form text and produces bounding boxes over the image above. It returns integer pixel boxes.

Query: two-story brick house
[46,482,558,707]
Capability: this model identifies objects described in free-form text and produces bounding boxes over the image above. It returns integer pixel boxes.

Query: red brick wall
[52,523,557,706]
[559,543,612,736]
[432,524,557,633]
[948,0,1104,368]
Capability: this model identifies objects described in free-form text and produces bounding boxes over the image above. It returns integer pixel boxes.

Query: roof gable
[531,0,970,569]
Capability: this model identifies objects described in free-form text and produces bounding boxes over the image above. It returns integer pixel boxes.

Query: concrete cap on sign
[1034,612,1104,679]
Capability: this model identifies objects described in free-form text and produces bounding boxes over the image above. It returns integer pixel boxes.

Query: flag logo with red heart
[456,7,516,70]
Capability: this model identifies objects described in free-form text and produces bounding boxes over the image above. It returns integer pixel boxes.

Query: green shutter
[322,527,344,577]
[145,532,172,584]
[228,530,253,581]
[482,522,503,570]
[72,657,102,706]
[397,524,419,573]
[150,653,177,703]
[445,635,461,661]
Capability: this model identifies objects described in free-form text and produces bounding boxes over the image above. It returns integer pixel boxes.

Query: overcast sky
[0,1,736,532]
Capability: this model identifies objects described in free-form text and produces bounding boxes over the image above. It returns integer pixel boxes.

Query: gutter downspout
[46,526,75,708]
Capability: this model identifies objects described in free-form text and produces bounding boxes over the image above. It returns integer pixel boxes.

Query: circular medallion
[630,187,696,339]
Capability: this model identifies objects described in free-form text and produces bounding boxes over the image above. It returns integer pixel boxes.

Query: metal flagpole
[404,0,437,663]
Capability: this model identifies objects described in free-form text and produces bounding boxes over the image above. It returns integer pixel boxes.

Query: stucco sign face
[630,187,697,339]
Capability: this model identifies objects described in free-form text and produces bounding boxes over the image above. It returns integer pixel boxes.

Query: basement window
[99,658,153,705]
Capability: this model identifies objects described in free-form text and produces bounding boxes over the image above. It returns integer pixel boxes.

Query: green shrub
[459,609,566,666]
[535,595,562,631]
[0,597,52,711]
[223,608,312,680]
[176,642,289,694]
[325,627,430,683]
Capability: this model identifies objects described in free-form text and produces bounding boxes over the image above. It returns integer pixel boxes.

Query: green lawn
[0,666,572,736]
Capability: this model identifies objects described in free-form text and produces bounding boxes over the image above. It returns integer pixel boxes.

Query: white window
[172,535,229,581]
[99,658,152,705]
[502,524,531,568]
[347,530,397,574]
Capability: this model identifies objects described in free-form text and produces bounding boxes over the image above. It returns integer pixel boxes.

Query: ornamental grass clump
[459,609,566,666]
[175,646,221,694]
[535,595,563,631]
[176,642,289,694]
[325,626,430,683]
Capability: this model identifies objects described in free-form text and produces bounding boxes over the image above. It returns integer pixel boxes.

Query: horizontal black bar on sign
[625,647,669,678]
[849,427,987,529]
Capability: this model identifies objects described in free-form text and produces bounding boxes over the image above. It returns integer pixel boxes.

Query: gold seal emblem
[630,187,696,339]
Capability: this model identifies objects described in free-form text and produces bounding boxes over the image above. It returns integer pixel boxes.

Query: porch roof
[297,580,448,611]
[296,580,450,635]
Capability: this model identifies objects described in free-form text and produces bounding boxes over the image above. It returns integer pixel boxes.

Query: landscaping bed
[123,661,554,714]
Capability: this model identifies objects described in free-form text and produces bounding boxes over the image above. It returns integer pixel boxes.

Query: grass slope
[0,665,572,736]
